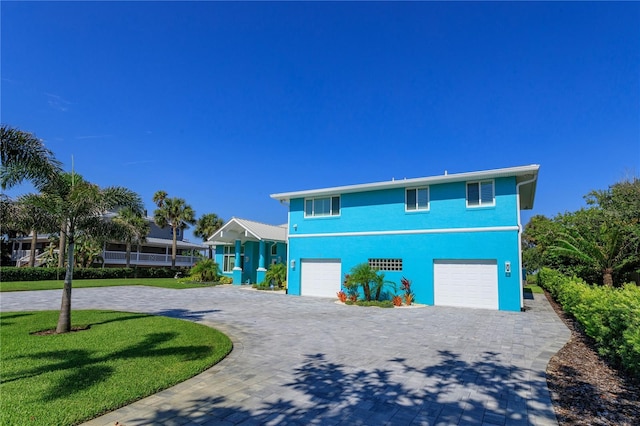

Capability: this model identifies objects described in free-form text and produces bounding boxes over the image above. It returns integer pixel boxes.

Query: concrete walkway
[1,286,570,426]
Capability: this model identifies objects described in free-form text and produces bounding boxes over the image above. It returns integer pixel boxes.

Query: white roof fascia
[207,217,286,243]
[270,164,540,202]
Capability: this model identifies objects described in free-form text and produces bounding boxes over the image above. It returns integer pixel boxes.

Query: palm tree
[113,207,150,267]
[153,191,196,268]
[152,190,167,207]
[551,222,637,287]
[193,213,224,259]
[11,194,59,266]
[31,172,143,333]
[1,125,62,190]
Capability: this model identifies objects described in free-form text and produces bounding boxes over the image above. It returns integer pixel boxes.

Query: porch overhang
[207,217,287,245]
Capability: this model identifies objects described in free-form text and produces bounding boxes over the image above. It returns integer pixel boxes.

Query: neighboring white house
[9,217,206,268]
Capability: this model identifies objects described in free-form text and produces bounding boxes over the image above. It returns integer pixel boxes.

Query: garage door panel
[301,259,341,298]
[434,260,498,310]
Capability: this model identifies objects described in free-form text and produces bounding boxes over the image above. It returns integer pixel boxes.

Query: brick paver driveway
[1,285,569,426]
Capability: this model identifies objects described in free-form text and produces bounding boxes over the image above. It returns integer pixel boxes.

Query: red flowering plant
[400,276,414,306]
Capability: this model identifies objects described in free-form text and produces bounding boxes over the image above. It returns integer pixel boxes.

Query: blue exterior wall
[286,177,523,311]
[215,241,287,283]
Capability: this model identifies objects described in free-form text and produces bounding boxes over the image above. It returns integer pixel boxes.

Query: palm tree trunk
[58,223,66,268]
[171,226,177,268]
[56,233,74,333]
[363,283,371,301]
[29,229,37,267]
[603,268,614,287]
[125,241,131,268]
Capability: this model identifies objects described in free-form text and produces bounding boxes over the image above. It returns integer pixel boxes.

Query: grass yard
[0,278,221,292]
[524,283,545,295]
[0,310,232,426]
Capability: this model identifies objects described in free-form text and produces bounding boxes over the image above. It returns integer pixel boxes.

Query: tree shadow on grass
[5,327,215,403]
[0,312,34,325]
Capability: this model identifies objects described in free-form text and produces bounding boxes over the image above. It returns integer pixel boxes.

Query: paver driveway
[1,285,569,426]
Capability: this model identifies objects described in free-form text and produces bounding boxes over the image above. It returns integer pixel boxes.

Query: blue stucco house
[270,165,539,311]
[208,217,287,284]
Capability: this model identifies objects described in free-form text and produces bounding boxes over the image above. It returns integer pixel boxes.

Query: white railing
[15,250,52,267]
[11,249,200,268]
[11,250,30,261]
[102,251,199,267]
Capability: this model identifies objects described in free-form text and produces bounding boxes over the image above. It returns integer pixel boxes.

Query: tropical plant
[112,207,150,268]
[523,178,640,285]
[0,125,62,190]
[400,276,414,305]
[152,191,196,268]
[337,290,347,303]
[73,234,105,268]
[263,262,287,288]
[188,258,220,282]
[392,295,403,306]
[25,172,144,333]
[551,220,637,287]
[194,213,224,259]
[10,193,59,266]
[343,263,393,301]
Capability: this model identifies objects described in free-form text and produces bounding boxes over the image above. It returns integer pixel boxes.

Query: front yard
[0,310,232,425]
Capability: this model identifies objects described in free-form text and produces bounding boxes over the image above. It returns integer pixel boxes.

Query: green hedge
[0,267,188,282]
[537,268,640,377]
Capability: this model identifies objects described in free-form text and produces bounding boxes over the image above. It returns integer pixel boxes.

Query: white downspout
[516,175,537,310]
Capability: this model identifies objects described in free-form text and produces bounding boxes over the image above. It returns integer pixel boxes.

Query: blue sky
[2,2,639,243]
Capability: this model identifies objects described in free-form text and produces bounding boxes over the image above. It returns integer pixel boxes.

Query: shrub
[538,267,640,377]
[343,264,395,301]
[188,259,220,282]
[337,291,347,303]
[392,295,403,306]
[262,263,287,289]
[218,276,233,284]
[0,266,186,281]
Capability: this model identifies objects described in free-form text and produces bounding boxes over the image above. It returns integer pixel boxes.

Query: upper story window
[304,196,340,217]
[467,180,495,207]
[405,187,429,211]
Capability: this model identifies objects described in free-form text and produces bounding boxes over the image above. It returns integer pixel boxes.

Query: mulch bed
[544,291,640,425]
[31,325,91,335]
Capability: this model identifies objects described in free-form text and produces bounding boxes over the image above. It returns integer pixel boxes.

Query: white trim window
[467,180,495,207]
[223,245,244,272]
[304,196,340,217]
[270,243,278,256]
[405,187,429,211]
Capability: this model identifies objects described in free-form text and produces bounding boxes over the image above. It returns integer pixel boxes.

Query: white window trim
[223,245,244,272]
[405,187,430,212]
[466,179,495,208]
[304,195,341,218]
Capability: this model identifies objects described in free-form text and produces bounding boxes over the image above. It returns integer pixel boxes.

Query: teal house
[270,165,539,311]
[208,218,287,284]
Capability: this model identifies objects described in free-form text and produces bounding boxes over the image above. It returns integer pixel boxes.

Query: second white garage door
[433,259,499,310]
[300,259,342,298]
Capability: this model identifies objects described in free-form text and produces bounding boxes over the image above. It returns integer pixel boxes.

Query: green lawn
[0,310,232,426]
[524,283,545,294]
[0,278,220,292]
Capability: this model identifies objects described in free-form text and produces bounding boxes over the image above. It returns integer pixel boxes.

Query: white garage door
[301,259,342,298]
[433,260,498,310]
